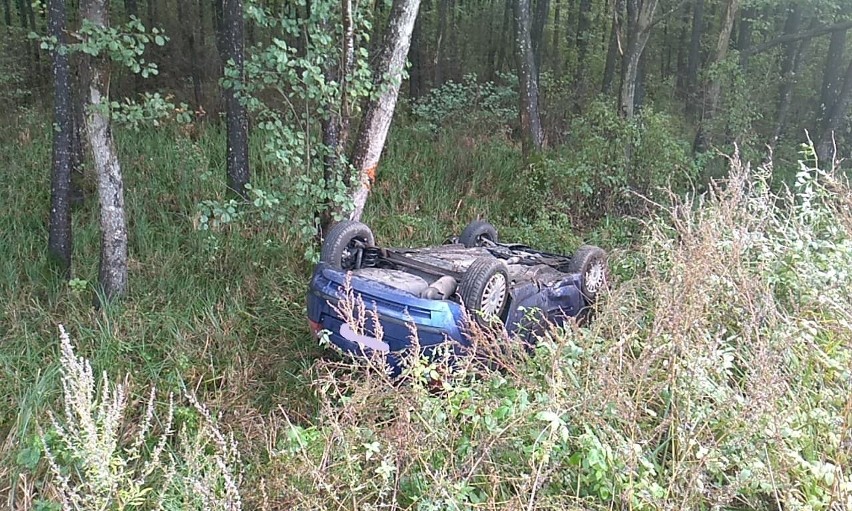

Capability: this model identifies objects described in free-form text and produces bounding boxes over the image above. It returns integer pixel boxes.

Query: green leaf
[16,446,41,470]
[154,35,165,46]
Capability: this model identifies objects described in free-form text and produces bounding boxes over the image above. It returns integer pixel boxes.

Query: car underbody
[307,220,608,372]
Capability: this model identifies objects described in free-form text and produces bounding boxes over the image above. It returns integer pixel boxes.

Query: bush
[37,327,244,511]
[411,74,517,134]
[514,98,696,225]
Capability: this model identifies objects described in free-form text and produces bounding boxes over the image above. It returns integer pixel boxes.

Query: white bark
[349,0,422,221]
[619,0,658,119]
[82,0,128,301]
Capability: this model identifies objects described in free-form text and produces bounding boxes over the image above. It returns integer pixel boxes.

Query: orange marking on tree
[366,165,377,182]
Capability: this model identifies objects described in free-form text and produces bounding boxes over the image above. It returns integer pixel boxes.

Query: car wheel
[458,257,510,320]
[459,220,498,248]
[321,220,375,270]
[567,245,608,303]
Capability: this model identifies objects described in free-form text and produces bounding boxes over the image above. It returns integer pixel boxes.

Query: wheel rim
[584,260,606,294]
[476,234,494,246]
[480,272,507,315]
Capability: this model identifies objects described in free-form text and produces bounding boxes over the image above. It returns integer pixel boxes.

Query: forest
[0,0,851,508]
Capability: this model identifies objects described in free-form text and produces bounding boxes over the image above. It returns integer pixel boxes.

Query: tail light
[308,319,322,337]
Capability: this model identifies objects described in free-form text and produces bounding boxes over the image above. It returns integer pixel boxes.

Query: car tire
[567,245,608,303]
[459,220,498,248]
[321,220,375,270]
[458,257,510,320]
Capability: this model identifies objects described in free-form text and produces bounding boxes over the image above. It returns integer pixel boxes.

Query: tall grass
[3,104,849,510]
[255,151,852,510]
[0,110,563,508]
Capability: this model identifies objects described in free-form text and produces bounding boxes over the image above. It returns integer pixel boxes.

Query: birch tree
[619,0,658,118]
[81,0,128,301]
[348,0,422,221]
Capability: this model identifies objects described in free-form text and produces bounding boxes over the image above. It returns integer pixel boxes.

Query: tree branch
[742,19,852,57]
[647,0,690,32]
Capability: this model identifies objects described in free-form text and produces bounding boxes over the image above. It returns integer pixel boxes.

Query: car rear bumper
[307,263,468,370]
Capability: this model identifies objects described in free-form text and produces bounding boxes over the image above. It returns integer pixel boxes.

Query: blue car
[307,220,607,372]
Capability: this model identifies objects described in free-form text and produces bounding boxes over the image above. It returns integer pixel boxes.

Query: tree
[219,0,249,198]
[574,0,591,70]
[515,0,544,156]
[684,0,703,115]
[816,57,852,164]
[771,6,809,150]
[434,0,451,86]
[348,0,423,221]
[531,0,550,74]
[693,0,739,153]
[81,0,128,301]
[619,0,658,118]
[47,0,73,278]
[819,28,847,123]
[601,0,622,94]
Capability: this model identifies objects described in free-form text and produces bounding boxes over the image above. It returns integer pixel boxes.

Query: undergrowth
[1,105,850,510]
[252,150,851,510]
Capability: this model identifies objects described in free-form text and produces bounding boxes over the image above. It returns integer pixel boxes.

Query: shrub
[411,74,518,134]
[515,98,696,225]
[38,326,244,511]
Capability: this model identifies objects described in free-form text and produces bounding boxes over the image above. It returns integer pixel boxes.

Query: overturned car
[307,220,607,370]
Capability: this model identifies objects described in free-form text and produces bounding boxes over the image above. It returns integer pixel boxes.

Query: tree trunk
[515,0,544,156]
[816,57,852,165]
[601,0,621,94]
[531,0,549,74]
[177,0,203,110]
[550,0,560,72]
[736,7,753,67]
[771,9,809,149]
[684,0,703,116]
[71,54,88,204]
[693,0,739,153]
[48,0,73,277]
[124,0,137,17]
[566,0,577,47]
[220,0,249,197]
[819,28,847,124]
[447,0,459,82]
[348,0,422,221]
[575,0,591,68]
[409,0,427,98]
[434,0,450,85]
[619,0,658,119]
[494,0,512,75]
[81,0,129,301]
[3,0,11,26]
[661,18,669,79]
[675,4,688,95]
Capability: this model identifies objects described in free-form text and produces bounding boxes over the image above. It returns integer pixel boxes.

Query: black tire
[567,245,608,303]
[458,257,510,320]
[321,220,375,270]
[459,220,498,248]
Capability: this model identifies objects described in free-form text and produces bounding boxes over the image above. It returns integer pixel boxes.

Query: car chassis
[307,220,607,371]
